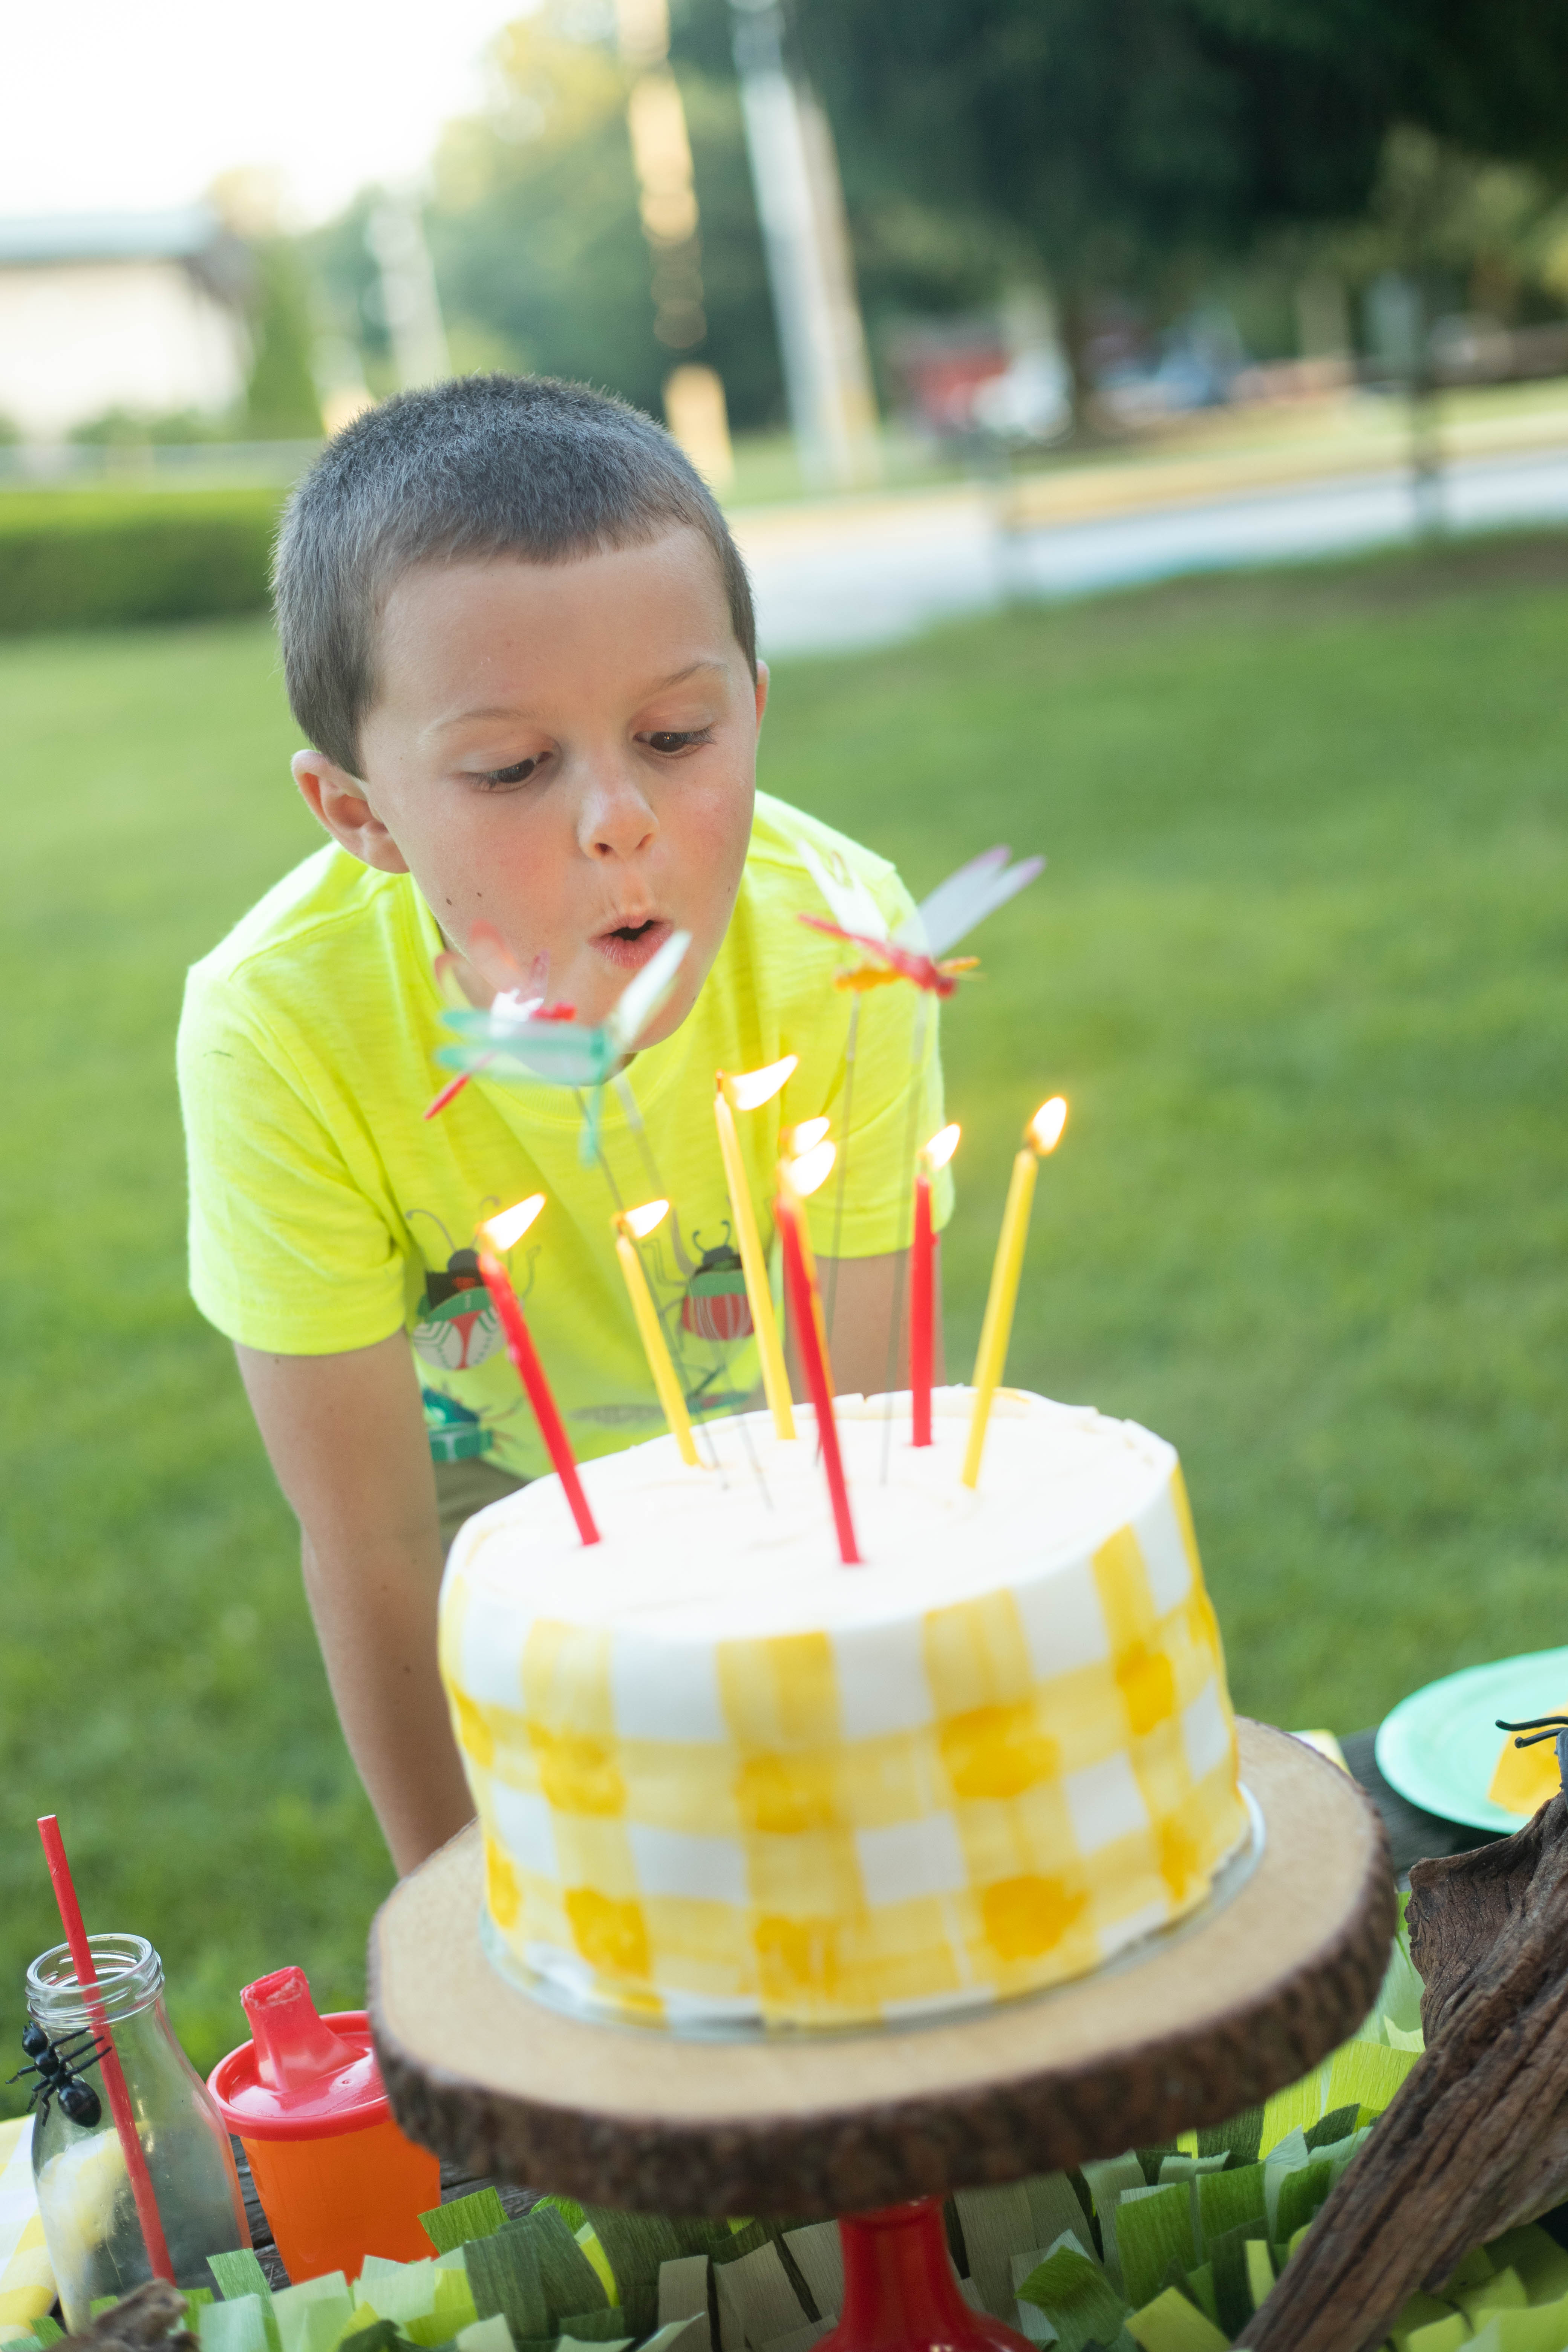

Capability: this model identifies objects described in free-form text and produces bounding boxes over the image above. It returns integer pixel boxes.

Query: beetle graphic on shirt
[406,1208,511,1372]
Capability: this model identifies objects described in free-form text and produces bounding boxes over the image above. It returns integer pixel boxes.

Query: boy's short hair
[274,374,757,777]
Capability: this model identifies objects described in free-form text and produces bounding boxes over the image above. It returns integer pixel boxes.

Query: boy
[179,375,951,1876]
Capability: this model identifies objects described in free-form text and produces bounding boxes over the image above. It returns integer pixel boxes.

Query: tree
[319,12,790,430]
[244,242,323,440]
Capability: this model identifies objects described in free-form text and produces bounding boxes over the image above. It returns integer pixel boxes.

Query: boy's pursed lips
[591,913,674,972]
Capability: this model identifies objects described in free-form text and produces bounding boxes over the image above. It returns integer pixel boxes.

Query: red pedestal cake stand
[369,1721,1393,2352]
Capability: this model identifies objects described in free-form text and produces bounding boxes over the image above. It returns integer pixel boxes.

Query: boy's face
[293,526,766,1046]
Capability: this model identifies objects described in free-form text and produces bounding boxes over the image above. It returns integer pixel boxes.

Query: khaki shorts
[435,1456,527,1553]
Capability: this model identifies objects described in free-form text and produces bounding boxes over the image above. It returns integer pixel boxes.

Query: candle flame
[620,1197,670,1241]
[722,1054,799,1110]
[787,1139,837,1199]
[481,1193,546,1252]
[1027,1096,1069,1156]
[789,1116,831,1154]
[923,1121,961,1171]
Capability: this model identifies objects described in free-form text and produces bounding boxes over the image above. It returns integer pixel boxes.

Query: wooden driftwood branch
[1238,1789,1568,2352]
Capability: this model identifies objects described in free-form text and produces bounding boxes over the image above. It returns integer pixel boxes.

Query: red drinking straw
[911,1165,935,1448]
[776,1187,861,1565]
[477,1248,601,1546]
[36,1816,175,2284]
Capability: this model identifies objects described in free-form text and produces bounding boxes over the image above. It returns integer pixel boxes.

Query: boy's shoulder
[190,844,408,988]
[747,792,911,924]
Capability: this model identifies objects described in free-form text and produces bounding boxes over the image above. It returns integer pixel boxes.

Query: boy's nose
[576,768,658,860]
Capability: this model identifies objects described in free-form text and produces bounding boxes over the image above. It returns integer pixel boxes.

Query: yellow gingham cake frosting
[440,1389,1247,2031]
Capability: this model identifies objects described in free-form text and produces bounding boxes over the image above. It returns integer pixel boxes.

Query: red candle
[776,1153,860,1566]
[478,1197,600,1547]
[911,1171,934,1448]
[911,1123,960,1448]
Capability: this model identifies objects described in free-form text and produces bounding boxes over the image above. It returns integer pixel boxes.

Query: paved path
[733,442,1568,658]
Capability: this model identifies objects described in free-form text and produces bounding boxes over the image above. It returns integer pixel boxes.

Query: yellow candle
[715,1064,797,1440]
[612,1201,700,1467]
[961,1097,1068,1490]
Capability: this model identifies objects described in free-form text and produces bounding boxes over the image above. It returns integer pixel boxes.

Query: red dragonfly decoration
[796,843,1044,995]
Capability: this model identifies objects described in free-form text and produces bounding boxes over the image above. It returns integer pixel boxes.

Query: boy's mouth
[591,915,674,974]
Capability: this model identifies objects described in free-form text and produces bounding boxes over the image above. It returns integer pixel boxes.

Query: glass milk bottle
[28,1934,250,2329]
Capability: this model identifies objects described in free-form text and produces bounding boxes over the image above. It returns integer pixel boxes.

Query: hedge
[0,488,284,634]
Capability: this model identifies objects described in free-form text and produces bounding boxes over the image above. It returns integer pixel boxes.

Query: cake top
[445,1387,1176,1643]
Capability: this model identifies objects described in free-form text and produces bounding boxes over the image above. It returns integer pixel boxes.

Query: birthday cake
[439,1386,1248,2032]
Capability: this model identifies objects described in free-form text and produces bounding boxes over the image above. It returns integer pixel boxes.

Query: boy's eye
[645,728,712,755]
[474,755,542,787]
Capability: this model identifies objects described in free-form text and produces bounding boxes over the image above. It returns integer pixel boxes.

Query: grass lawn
[4,531,1566,2099]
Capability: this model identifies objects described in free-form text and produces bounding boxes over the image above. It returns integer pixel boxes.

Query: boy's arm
[235,1330,474,1876]
[816,1251,945,1399]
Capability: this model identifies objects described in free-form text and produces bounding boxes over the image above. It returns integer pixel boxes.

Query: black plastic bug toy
[8,2020,107,2126]
[1497,1713,1568,1795]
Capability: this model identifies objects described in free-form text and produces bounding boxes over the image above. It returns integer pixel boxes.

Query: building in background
[0,208,249,438]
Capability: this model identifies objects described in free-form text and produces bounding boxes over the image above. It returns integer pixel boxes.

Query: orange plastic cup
[209,1967,440,2283]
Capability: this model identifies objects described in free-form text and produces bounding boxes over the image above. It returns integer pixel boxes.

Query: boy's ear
[292,750,410,874]
[754,660,770,730]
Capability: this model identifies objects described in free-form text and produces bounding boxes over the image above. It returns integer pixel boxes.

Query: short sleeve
[178,967,408,1354]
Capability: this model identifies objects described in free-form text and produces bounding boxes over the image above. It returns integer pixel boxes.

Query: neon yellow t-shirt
[178,793,952,1481]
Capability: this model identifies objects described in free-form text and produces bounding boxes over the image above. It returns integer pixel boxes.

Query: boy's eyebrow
[436,659,731,733]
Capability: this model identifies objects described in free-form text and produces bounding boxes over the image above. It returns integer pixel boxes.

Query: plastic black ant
[1496,1715,1568,1799]
[8,2021,107,2126]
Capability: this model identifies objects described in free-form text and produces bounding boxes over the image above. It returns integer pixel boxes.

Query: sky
[1,0,529,228]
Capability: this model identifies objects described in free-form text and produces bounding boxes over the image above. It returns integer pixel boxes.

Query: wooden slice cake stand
[369,1720,1395,2352]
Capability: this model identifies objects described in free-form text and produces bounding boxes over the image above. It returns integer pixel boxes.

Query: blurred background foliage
[312,0,1568,439]
[31,0,1568,455]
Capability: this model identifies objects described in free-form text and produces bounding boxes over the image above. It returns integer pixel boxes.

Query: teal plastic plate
[1375,1646,1568,1831]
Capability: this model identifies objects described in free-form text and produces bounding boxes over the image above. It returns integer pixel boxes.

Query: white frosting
[447,1387,1178,1648]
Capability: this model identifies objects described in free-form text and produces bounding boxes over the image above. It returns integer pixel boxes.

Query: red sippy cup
[208,1966,441,2283]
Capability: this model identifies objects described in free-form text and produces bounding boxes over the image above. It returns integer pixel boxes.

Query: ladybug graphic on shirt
[407,1210,505,1371]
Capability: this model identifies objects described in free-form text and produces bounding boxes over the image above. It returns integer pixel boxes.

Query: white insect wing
[607,926,693,1050]
[899,847,1045,956]
[490,991,544,1033]
[799,840,890,942]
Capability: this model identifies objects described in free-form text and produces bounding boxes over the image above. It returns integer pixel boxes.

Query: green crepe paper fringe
[1012,2243,1125,2352]
[423,2194,510,2255]
[1118,2187,1197,2311]
[209,2254,279,2307]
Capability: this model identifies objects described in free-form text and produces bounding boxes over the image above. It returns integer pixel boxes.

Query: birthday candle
[961,1098,1068,1491]
[911,1123,961,1447]
[477,1196,601,1545]
[776,1137,860,1565]
[715,1058,798,1440]
[613,1199,700,1468]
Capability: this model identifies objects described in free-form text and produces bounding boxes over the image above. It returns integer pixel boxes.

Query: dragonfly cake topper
[796,842,1044,995]
[429,923,693,1097]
